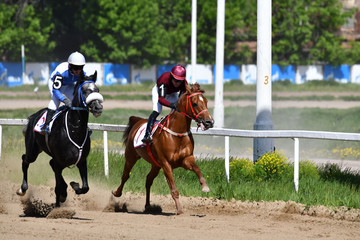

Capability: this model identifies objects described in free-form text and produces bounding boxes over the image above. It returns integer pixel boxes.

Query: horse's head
[73,71,104,117]
[177,83,214,130]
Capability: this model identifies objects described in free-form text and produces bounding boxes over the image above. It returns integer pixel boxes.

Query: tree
[0,1,55,62]
[272,0,356,66]
[79,0,171,66]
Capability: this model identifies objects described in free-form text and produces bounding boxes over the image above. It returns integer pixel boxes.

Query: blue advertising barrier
[272,65,295,83]
[49,62,61,74]
[1,63,22,87]
[213,65,241,83]
[157,65,177,78]
[0,63,6,86]
[324,64,350,83]
[103,63,130,85]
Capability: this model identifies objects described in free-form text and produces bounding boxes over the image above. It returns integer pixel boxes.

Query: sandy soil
[1,152,360,240]
[1,179,360,240]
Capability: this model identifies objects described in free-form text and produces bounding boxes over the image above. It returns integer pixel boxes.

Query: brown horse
[112,83,214,215]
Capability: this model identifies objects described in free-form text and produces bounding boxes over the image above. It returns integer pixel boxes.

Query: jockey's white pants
[151,85,178,114]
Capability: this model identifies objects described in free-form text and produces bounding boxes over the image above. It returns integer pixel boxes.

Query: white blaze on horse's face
[83,82,104,118]
[199,96,204,102]
[88,82,96,91]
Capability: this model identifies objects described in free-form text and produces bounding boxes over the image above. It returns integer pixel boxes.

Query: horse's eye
[192,103,198,108]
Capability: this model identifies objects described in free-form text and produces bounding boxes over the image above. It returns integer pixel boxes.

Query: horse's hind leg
[182,155,210,192]
[16,134,41,196]
[50,159,67,207]
[145,165,161,210]
[16,155,31,196]
[112,148,139,197]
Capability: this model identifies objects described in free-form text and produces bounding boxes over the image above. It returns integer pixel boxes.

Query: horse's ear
[93,70,97,82]
[78,71,85,81]
[185,83,191,93]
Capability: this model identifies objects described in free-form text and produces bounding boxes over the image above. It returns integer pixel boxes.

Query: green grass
[77,150,360,209]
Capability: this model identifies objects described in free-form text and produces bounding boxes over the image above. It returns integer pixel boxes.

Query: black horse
[16,71,103,207]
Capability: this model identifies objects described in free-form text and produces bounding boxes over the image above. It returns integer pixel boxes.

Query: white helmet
[68,51,86,66]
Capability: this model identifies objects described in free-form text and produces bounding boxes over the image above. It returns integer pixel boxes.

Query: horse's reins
[65,110,89,169]
[46,81,95,168]
[158,92,209,135]
[64,81,97,168]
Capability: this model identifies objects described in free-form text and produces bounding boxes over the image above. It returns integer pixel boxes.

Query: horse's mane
[184,82,205,96]
[73,72,86,96]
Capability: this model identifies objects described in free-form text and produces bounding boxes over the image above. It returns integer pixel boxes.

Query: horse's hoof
[176,210,184,215]
[16,188,26,196]
[201,186,210,193]
[59,195,67,203]
[70,182,80,190]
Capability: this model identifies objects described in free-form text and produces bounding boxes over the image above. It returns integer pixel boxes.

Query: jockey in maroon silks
[142,65,188,143]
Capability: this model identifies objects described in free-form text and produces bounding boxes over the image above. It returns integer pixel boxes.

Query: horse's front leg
[50,159,68,207]
[162,163,183,215]
[183,155,210,193]
[70,160,89,194]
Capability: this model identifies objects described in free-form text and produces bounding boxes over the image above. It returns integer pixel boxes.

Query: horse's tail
[122,116,144,146]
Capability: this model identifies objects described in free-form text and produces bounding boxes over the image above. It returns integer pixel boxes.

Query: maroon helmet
[170,65,186,80]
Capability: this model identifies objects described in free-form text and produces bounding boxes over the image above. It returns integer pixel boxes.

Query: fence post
[293,138,299,192]
[104,130,109,177]
[225,136,229,182]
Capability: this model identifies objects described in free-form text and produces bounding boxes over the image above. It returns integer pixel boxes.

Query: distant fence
[1,118,360,192]
[2,62,360,87]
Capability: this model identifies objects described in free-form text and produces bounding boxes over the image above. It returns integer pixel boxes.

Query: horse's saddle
[133,121,160,148]
[33,109,63,135]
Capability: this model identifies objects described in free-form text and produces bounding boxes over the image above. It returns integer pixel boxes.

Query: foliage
[255,151,289,179]
[230,151,289,181]
[0,2,55,61]
[298,159,320,180]
[2,0,360,65]
[318,163,360,190]
[272,0,357,66]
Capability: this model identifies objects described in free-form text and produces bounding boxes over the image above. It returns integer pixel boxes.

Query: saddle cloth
[33,110,61,134]
[133,121,160,148]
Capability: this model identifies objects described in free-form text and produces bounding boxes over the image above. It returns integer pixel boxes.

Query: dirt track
[1,181,360,240]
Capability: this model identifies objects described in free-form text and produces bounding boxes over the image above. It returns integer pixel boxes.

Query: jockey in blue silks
[41,51,86,133]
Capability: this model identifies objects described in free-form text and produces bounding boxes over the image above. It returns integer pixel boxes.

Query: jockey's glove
[169,102,179,112]
[63,98,72,107]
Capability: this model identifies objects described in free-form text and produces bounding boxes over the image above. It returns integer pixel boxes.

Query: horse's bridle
[65,80,103,168]
[75,81,103,111]
[178,92,209,125]
[158,92,209,134]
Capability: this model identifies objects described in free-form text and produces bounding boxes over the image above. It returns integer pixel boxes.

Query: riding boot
[41,109,55,134]
[142,111,159,144]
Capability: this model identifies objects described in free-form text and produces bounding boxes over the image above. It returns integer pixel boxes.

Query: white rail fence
[1,118,360,192]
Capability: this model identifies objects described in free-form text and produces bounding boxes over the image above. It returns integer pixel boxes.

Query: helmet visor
[70,64,84,71]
